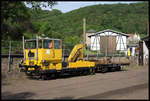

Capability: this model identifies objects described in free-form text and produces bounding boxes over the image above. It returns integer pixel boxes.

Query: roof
[128,34,135,37]
[38,36,61,40]
[88,29,130,37]
[141,36,149,41]
[25,36,61,41]
[87,29,96,33]
[141,36,149,49]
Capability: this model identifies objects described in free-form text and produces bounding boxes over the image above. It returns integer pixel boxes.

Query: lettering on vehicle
[46,50,50,54]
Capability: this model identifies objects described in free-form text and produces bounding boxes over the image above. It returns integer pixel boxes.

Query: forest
[1,1,149,45]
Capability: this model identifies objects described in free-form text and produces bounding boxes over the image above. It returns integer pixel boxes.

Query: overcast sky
[25,1,138,13]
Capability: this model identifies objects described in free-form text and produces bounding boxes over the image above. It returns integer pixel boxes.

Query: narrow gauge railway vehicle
[19,36,129,80]
[19,36,95,79]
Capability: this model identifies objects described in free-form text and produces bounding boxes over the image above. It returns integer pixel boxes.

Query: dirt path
[2,66,148,100]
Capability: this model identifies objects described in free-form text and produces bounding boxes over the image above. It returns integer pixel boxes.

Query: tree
[1,1,31,40]
[25,1,57,11]
[1,1,57,40]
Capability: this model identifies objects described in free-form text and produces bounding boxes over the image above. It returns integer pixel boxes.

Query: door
[100,36,116,55]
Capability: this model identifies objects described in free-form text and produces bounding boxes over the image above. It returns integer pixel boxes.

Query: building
[86,29,96,47]
[138,22,149,65]
[128,33,141,44]
[127,43,139,56]
[88,29,129,55]
[127,33,141,56]
[141,36,149,65]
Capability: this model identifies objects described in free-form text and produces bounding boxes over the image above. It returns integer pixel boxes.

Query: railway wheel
[25,71,32,76]
[89,68,93,75]
[41,74,48,80]
[92,68,95,75]
[116,66,121,71]
[90,68,95,75]
[51,73,56,79]
[110,67,116,72]
[83,70,89,75]
[101,67,108,73]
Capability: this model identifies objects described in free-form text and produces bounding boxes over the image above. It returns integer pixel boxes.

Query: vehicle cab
[21,36,62,72]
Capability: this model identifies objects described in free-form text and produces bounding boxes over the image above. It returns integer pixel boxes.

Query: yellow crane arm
[68,44,84,62]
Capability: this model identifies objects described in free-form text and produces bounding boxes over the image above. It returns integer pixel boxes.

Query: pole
[36,35,38,63]
[23,36,25,61]
[8,41,11,72]
[63,44,65,62]
[83,18,86,47]
[96,35,98,60]
[83,18,86,59]
[139,41,143,65]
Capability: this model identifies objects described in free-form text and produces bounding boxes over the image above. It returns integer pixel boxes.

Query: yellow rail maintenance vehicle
[19,36,95,79]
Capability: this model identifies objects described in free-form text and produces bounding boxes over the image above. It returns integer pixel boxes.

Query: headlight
[42,60,46,63]
[28,50,34,57]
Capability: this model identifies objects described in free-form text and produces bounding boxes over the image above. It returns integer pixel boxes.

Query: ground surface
[1,66,149,100]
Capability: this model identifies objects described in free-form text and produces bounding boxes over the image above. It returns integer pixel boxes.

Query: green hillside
[2,2,149,45]
[30,2,148,45]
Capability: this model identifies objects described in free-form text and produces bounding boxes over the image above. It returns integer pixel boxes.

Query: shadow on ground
[2,91,36,100]
[79,83,148,99]
[25,68,128,81]
[53,96,74,99]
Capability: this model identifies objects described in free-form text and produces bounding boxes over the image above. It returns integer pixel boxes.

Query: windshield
[54,40,61,49]
[25,40,36,49]
[25,39,61,49]
[43,40,61,49]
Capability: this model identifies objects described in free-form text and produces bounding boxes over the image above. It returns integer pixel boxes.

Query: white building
[128,33,141,43]
[88,29,129,55]
[127,44,139,56]
[142,37,149,65]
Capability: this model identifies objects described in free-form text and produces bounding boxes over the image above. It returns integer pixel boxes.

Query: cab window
[25,40,36,49]
[54,40,61,49]
[43,40,53,49]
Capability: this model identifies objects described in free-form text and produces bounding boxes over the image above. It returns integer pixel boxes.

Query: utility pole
[83,18,86,47]
[23,36,25,61]
[139,41,143,65]
[8,41,11,72]
[83,18,86,59]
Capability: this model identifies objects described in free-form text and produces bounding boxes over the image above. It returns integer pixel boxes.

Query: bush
[116,50,125,55]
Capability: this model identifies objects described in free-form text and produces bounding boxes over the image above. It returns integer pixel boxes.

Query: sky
[25,1,138,13]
